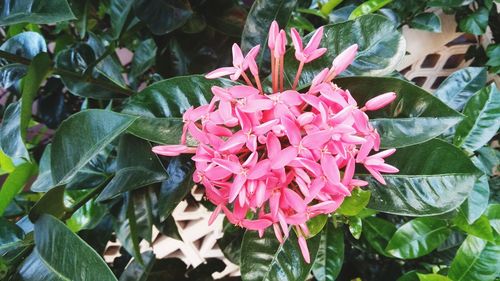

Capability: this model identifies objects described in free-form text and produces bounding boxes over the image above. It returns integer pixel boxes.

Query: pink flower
[153,22,398,263]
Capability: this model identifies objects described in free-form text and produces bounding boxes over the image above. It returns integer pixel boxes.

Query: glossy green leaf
[66,197,106,232]
[0,101,30,161]
[459,175,489,224]
[97,135,167,201]
[285,15,405,89]
[0,162,36,216]
[417,273,451,281]
[312,222,344,281]
[306,214,328,238]
[20,52,51,140]
[385,218,451,259]
[241,0,297,66]
[0,64,27,89]
[458,7,489,35]
[241,228,320,281]
[348,0,393,20]
[87,33,126,88]
[454,213,494,242]
[334,77,463,148]
[119,251,155,281]
[50,109,137,185]
[111,194,143,263]
[110,0,134,39]
[18,214,117,281]
[454,84,500,152]
[397,271,420,281]
[123,75,235,144]
[133,0,193,35]
[130,38,157,80]
[0,0,75,25]
[485,204,500,234]
[0,217,25,256]
[218,221,245,265]
[473,146,499,176]
[337,188,371,216]
[131,188,156,243]
[409,12,441,32]
[434,67,487,111]
[31,145,53,192]
[485,44,500,69]
[348,216,362,239]
[362,216,396,256]
[449,235,500,281]
[427,0,473,7]
[363,139,481,216]
[29,186,66,221]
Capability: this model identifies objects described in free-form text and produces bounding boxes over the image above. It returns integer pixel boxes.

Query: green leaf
[0,217,25,256]
[110,0,134,39]
[306,214,328,238]
[285,15,405,89]
[334,77,463,148]
[312,222,344,281]
[130,38,157,80]
[348,0,393,20]
[0,64,27,89]
[240,228,321,281]
[473,146,499,176]
[241,0,297,66]
[337,188,371,216]
[29,186,66,221]
[348,216,363,239]
[122,75,235,144]
[385,218,451,259]
[0,0,75,26]
[119,251,155,281]
[448,235,500,281]
[485,204,500,234]
[454,213,494,242]
[54,43,125,99]
[20,52,52,140]
[434,67,487,111]
[50,109,137,185]
[363,139,481,216]
[0,149,15,175]
[97,135,167,201]
[0,162,36,216]
[218,221,245,265]
[459,175,489,224]
[31,144,53,192]
[362,216,396,256]
[0,101,30,161]
[18,214,117,281]
[87,33,126,88]
[131,188,156,243]
[417,273,451,281]
[409,12,442,32]
[133,0,193,35]
[454,84,500,151]
[427,0,473,7]
[485,44,500,68]
[66,197,106,232]
[458,7,489,35]
[111,194,143,263]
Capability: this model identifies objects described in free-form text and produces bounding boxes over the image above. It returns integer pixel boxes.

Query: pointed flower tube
[153,21,398,264]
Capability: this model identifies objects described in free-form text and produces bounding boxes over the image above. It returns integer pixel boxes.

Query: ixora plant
[152,22,399,263]
[0,1,498,281]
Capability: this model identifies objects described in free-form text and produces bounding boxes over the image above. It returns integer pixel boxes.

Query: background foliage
[0,0,498,281]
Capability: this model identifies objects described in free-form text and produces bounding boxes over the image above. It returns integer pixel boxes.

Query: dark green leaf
[20,52,51,140]
[123,75,235,144]
[312,222,344,281]
[131,188,156,243]
[87,33,126,88]
[0,162,36,216]
[0,0,75,25]
[18,214,117,281]
[111,194,143,263]
[285,15,405,89]
[30,144,53,192]
[97,135,166,201]
[385,218,450,259]
[473,146,499,176]
[362,216,396,256]
[0,217,25,256]
[459,175,489,224]
[337,188,371,216]
[66,144,115,190]
[29,186,66,221]
[50,109,137,185]
[240,228,321,281]
[434,67,487,111]
[66,197,107,232]
[241,0,297,66]
[485,204,500,234]
[458,7,489,35]
[348,216,363,239]
[133,0,193,35]
[130,39,157,80]
[363,139,481,216]
[427,0,473,7]
[335,77,463,148]
[0,101,30,161]
[454,84,500,151]
[409,12,441,32]
[119,251,155,281]
[218,221,245,265]
[0,64,27,89]
[110,0,134,39]
[348,0,393,20]
[454,213,494,242]
[485,44,500,68]
[449,235,500,281]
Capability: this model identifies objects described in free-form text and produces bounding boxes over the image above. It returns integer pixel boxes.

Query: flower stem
[292,61,305,90]
[279,55,284,92]
[254,73,263,94]
[241,71,254,87]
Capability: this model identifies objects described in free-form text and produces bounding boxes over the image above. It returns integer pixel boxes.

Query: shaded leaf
[409,12,441,32]
[119,251,155,281]
[312,222,344,281]
[458,7,489,35]
[0,101,30,161]
[133,0,193,35]
[130,39,157,80]
[459,175,489,224]
[362,216,396,256]
[0,0,75,25]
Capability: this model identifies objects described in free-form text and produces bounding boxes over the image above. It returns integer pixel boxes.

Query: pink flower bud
[364,92,397,111]
[152,145,189,156]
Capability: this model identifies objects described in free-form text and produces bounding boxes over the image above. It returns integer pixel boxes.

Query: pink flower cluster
[152,21,398,263]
